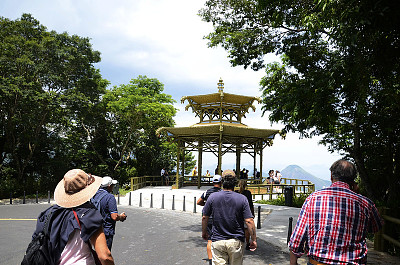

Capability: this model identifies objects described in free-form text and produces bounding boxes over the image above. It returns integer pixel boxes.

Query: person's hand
[249,240,257,251]
[120,212,127,222]
[202,231,209,241]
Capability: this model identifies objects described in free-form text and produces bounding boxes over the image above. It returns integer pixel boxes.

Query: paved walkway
[120,186,300,249]
[2,185,399,264]
[119,186,400,265]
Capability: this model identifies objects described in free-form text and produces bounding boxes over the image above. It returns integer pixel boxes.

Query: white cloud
[1,0,341,179]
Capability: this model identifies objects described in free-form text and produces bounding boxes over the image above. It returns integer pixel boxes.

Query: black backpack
[21,209,54,265]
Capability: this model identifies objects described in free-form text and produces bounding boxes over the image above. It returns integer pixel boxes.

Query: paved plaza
[1,186,398,264]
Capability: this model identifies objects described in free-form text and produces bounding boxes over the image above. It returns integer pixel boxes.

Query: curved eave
[181,92,260,105]
[157,124,280,140]
[181,93,261,113]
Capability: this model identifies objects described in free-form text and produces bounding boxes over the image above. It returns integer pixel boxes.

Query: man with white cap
[202,169,257,265]
[197,174,222,264]
[92,176,127,251]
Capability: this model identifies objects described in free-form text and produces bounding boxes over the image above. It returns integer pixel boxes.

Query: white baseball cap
[101,176,118,188]
[213,175,222,183]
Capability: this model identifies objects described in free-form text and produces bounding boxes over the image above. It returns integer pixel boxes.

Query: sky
[1,0,342,180]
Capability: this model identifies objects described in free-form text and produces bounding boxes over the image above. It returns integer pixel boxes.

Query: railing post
[287,217,293,244]
[9,192,12,205]
[139,193,142,207]
[172,195,175,210]
[117,193,120,205]
[193,196,196,213]
[48,190,51,203]
[150,193,153,208]
[23,191,26,204]
[161,194,164,209]
[269,184,273,200]
[129,192,131,206]
[374,207,387,251]
[183,196,186,211]
[257,206,261,229]
[36,191,39,203]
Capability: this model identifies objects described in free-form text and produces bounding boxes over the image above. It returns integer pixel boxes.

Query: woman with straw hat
[29,169,115,265]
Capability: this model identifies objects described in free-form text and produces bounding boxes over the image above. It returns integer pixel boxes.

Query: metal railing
[131,175,315,200]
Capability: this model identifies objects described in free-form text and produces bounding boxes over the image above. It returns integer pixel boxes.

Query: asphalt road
[0,204,290,265]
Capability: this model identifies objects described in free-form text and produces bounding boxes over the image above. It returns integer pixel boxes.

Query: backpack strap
[42,208,55,237]
[72,209,81,228]
[97,190,108,203]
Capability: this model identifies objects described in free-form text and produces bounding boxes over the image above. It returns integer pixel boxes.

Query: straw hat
[222,169,236,178]
[54,169,102,208]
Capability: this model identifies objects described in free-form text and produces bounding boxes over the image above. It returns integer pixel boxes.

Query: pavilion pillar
[253,147,257,179]
[174,140,181,189]
[259,142,263,181]
[217,127,223,175]
[181,147,185,178]
[236,144,241,178]
[198,140,203,189]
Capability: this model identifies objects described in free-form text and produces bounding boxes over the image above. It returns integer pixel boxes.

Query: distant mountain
[281,165,331,191]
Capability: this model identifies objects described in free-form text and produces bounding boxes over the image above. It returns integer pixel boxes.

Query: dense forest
[199,0,400,208]
[0,14,193,198]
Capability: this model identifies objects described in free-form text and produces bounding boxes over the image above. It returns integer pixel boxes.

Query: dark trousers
[106,235,114,251]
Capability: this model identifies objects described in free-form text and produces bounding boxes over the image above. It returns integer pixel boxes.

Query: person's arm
[244,218,257,251]
[289,251,298,265]
[202,215,209,240]
[90,227,115,265]
[197,197,205,206]
[110,212,126,222]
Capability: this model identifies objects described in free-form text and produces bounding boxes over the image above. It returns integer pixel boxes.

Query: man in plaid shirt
[288,160,383,265]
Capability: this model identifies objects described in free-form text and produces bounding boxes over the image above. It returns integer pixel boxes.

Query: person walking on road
[237,179,255,250]
[288,160,383,265]
[92,176,127,251]
[25,169,115,265]
[202,169,257,265]
[197,175,222,264]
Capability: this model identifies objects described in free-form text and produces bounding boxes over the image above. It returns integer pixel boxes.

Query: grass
[255,193,310,208]
[118,186,131,196]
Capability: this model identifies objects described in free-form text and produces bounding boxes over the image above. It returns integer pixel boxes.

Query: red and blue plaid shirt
[288,181,383,265]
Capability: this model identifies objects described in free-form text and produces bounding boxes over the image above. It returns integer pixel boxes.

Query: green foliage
[0,15,182,198]
[0,14,106,197]
[256,193,310,208]
[199,0,400,207]
[102,75,177,178]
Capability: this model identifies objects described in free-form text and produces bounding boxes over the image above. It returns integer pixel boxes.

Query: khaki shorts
[211,238,244,265]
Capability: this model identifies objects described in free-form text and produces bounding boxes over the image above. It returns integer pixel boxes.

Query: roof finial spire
[217,78,224,93]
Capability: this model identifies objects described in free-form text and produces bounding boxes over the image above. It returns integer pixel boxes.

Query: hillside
[281,165,331,190]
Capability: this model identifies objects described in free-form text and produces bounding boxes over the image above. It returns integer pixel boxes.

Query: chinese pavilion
[156,79,280,188]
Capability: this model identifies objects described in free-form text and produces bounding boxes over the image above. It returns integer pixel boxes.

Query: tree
[199,0,400,206]
[0,14,107,196]
[101,76,177,181]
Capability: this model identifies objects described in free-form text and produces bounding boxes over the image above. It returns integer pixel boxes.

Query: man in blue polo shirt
[92,176,127,251]
[197,175,222,263]
[202,170,257,265]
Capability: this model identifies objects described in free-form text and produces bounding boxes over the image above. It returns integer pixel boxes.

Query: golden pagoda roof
[156,123,280,140]
[181,92,261,113]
